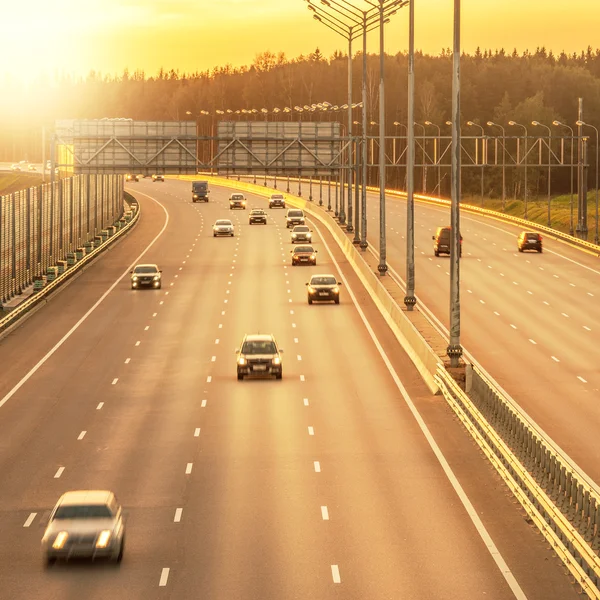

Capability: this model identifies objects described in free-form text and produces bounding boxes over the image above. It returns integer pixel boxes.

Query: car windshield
[134,266,158,274]
[251,210,264,215]
[54,505,113,520]
[311,276,336,285]
[526,233,539,239]
[288,211,303,217]
[216,220,232,226]
[271,195,284,199]
[295,246,313,253]
[294,226,309,232]
[241,340,277,354]
[232,195,244,200]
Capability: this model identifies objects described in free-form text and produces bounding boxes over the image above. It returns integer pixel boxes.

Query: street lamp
[577,120,599,244]
[487,121,506,210]
[532,121,552,227]
[467,121,485,206]
[509,120,529,219]
[553,120,575,235]
[425,120,441,195]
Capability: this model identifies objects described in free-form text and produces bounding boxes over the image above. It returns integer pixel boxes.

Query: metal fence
[0,174,123,303]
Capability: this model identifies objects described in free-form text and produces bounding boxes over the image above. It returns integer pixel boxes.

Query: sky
[2,0,598,81]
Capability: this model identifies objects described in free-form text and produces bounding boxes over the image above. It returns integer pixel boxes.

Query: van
[433,226,462,257]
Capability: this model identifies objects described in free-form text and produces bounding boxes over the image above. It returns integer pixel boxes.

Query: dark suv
[236,334,283,380]
[306,274,341,304]
[286,209,305,228]
[518,231,542,253]
[433,226,462,257]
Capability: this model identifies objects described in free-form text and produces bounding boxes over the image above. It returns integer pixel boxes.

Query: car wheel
[157,283,162,290]
[313,260,317,265]
[213,233,216,237]
[116,538,124,563]
[539,248,543,253]
[275,372,282,380]
[231,233,234,237]
[45,555,56,568]
[518,247,523,252]
[308,297,313,305]
[237,372,244,381]
[335,297,340,305]
[434,250,439,257]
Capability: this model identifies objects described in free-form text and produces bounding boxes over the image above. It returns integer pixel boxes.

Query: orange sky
[1,0,598,80]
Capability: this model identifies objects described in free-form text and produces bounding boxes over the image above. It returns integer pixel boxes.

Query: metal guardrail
[0,199,139,335]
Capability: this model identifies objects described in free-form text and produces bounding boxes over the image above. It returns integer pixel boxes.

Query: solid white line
[78,431,86,440]
[174,508,183,523]
[303,398,309,406]
[310,218,528,600]
[551,356,560,362]
[23,513,37,528]
[201,399,207,407]
[54,467,64,479]
[321,506,329,520]
[125,358,131,364]
[159,568,170,587]
[314,461,321,472]
[96,402,104,410]
[207,376,212,383]
[578,376,588,383]
[0,195,170,412]
[112,378,118,385]
[331,565,341,584]
[308,426,314,436]
[185,463,193,474]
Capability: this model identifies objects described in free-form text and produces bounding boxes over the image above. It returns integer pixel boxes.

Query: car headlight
[307,233,312,238]
[132,276,138,281]
[238,357,246,365]
[307,286,314,293]
[333,287,339,293]
[52,532,68,549]
[96,530,111,549]
[292,234,297,238]
[311,254,316,259]
[272,357,281,365]
[153,275,160,281]
[193,194,198,198]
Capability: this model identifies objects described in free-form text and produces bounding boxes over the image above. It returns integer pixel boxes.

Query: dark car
[291,245,317,266]
[306,274,341,304]
[236,334,283,380]
[269,194,286,208]
[130,264,162,289]
[291,225,312,243]
[518,231,542,253]
[249,209,267,225]
[126,174,139,182]
[229,193,246,210]
[433,226,462,257]
[286,209,305,228]
[152,174,164,182]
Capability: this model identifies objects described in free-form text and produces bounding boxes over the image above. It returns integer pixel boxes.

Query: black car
[152,174,164,182]
[306,274,341,304]
[291,225,312,243]
[236,334,283,380]
[229,193,246,209]
[291,245,317,266]
[126,174,139,182]
[131,264,162,289]
[249,209,267,224]
[286,209,305,228]
[433,226,462,257]
[518,231,542,253]
[269,194,286,208]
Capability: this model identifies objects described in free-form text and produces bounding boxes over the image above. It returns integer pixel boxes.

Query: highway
[0,178,579,599]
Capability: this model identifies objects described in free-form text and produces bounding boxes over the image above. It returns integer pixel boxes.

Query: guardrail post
[309,176,313,202]
[319,177,323,207]
[327,176,332,211]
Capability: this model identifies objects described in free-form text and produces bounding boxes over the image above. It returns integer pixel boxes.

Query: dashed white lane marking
[54,467,65,479]
[201,399,207,408]
[206,376,212,383]
[165,291,169,295]
[179,267,183,271]
[569,283,575,287]
[288,298,292,303]
[467,290,472,294]
[292,323,297,328]
[153,312,157,317]
[303,398,309,406]
[160,301,164,305]
[185,463,193,474]
[529,339,537,345]
[215,339,220,344]
[494,311,500,316]
[297,355,302,361]
[300,375,305,381]
[321,506,330,520]
[96,402,104,410]
[552,356,560,362]
[170,283,174,286]
[499,273,505,277]
[112,378,118,385]
[314,461,321,472]
[221,311,226,315]
[294,338,299,343]
[174,275,179,279]
[589,292,595,297]
[78,431,86,440]
[224,299,228,304]
[308,426,314,436]
[211,356,216,362]
[144,326,150,331]
[218,324,223,329]
[194,428,201,437]
[512,281,518,286]
[23,513,37,528]
[479,300,485,304]
[584,326,592,331]
[561,313,569,318]
[125,358,131,364]
[553,274,559,279]
[539,266,544,271]
[290,310,294,315]
[135,341,141,346]
[527,291,533,295]
[543,301,550,306]
[174,509,183,523]
[159,568,170,587]
[578,376,588,384]
[331,565,341,584]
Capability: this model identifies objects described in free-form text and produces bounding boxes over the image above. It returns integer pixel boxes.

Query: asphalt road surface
[0,178,580,599]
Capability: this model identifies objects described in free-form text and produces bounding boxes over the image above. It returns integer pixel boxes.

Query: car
[306,274,342,304]
[19,160,27,164]
[28,164,37,172]
[229,193,246,210]
[291,225,312,243]
[286,209,305,228]
[10,164,21,171]
[213,219,235,237]
[130,264,162,289]
[41,490,125,566]
[269,194,286,208]
[249,208,267,225]
[125,174,139,182]
[291,245,317,266]
[432,226,462,257]
[518,231,542,253]
[236,334,283,380]
[152,174,164,182]
[192,180,209,202]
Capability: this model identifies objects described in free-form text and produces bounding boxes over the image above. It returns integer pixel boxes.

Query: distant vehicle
[286,209,305,228]
[248,208,267,225]
[18,160,27,165]
[41,490,125,566]
[130,264,162,289]
[306,274,341,305]
[10,164,21,171]
[432,226,462,257]
[291,244,317,266]
[28,164,37,172]
[518,231,542,253]
[229,193,246,210]
[125,174,139,182]
[269,193,286,208]
[291,225,312,243]
[236,333,283,380]
[192,180,209,202]
[213,219,234,237]
[152,174,164,182]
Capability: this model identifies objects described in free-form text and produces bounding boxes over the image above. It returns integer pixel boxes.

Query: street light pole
[377,0,387,275]
[553,120,575,236]
[467,121,485,206]
[487,121,506,211]
[532,121,552,227]
[509,120,528,219]
[360,11,369,249]
[577,120,599,244]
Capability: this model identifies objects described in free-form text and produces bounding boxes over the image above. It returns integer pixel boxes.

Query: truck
[192,180,209,202]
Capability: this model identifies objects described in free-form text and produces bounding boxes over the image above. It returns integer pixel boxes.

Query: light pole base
[339,212,346,225]
[345,224,354,233]
[352,237,361,245]
[447,344,463,368]
[377,262,388,276]
[359,240,368,251]
[404,295,416,311]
